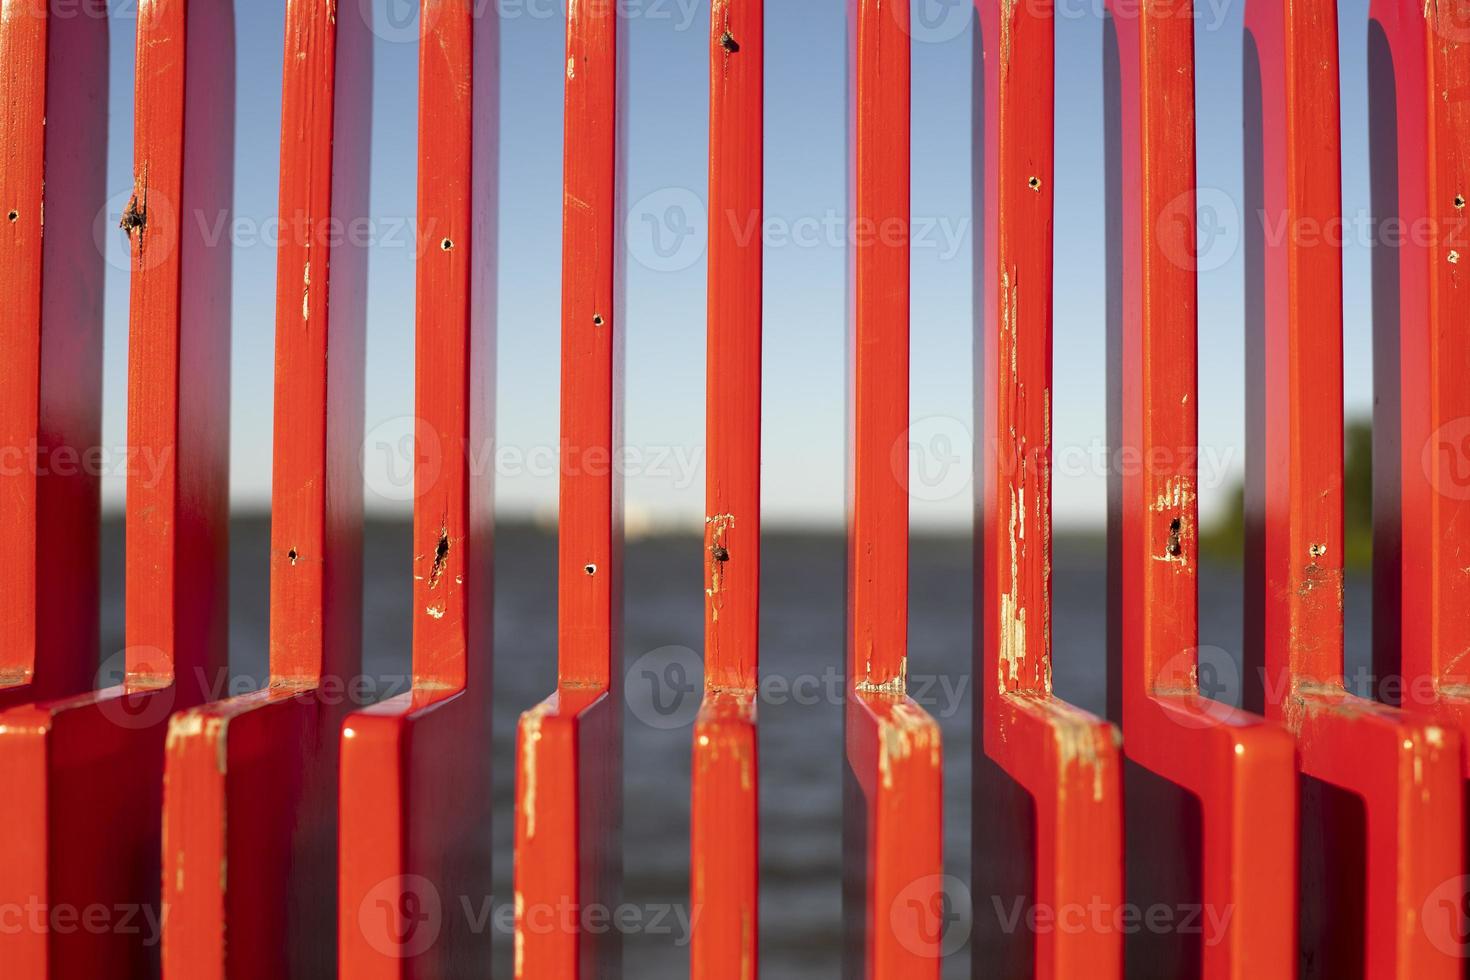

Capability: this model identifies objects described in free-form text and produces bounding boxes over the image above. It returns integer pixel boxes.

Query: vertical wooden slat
[338,1,497,976]
[1105,2,1298,976]
[160,0,372,975]
[1369,0,1470,756]
[973,2,1123,977]
[841,1,944,976]
[0,0,107,712]
[690,1,763,976]
[0,0,235,975]
[126,0,235,700]
[513,1,626,975]
[1244,1,1463,976]
[1367,0,1470,968]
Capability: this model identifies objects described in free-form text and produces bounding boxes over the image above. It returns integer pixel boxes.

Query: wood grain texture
[691,2,763,975]
[974,3,1123,977]
[1246,1,1462,976]
[513,1,626,975]
[338,2,497,977]
[842,2,944,977]
[1105,2,1297,976]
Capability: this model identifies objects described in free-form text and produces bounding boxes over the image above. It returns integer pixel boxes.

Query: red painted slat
[690,1,763,976]
[974,3,1124,977]
[337,1,497,976]
[0,0,235,975]
[842,2,944,976]
[1369,0,1470,761]
[160,0,372,975]
[1106,2,1298,976]
[1244,1,1463,976]
[0,0,106,712]
[513,1,625,974]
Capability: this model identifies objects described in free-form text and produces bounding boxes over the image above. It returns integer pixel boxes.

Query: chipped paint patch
[1046,699,1113,802]
[514,891,526,977]
[302,259,312,321]
[519,702,551,840]
[876,701,942,790]
[705,514,735,621]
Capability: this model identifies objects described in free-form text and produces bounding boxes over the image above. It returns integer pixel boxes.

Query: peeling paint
[519,703,551,841]
[876,701,941,790]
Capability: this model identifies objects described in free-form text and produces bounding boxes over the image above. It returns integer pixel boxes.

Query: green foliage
[1199,417,1374,570]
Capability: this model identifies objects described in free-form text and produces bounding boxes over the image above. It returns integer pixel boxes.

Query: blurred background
[87,0,1385,975]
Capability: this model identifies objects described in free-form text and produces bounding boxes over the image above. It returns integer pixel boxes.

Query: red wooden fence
[691,2,763,978]
[513,0,624,976]
[0,0,1468,978]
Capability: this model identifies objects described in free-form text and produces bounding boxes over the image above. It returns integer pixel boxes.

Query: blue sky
[96,0,1378,531]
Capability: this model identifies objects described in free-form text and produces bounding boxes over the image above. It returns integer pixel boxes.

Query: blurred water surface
[95,518,1371,978]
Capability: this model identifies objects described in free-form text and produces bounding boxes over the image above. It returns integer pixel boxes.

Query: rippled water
[96,518,1372,978]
